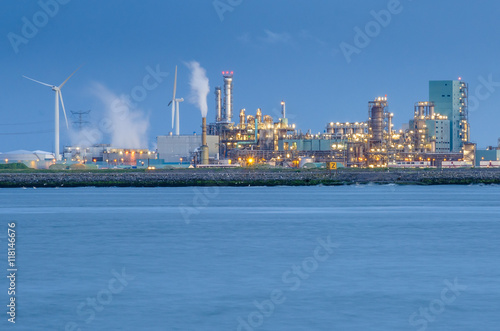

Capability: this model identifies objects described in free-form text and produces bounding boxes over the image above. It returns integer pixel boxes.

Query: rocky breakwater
[0,168,500,187]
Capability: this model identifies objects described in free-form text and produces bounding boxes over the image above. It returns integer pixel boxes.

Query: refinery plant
[2,68,499,170]
[187,74,482,169]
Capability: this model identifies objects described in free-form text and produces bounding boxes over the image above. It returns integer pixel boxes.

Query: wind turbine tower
[168,66,183,135]
[23,66,81,161]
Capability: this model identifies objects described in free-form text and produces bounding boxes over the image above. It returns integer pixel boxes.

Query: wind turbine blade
[59,64,83,89]
[167,100,172,107]
[172,66,177,100]
[58,91,69,129]
[22,75,53,87]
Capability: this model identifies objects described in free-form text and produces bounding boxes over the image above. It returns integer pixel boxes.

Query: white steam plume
[186,61,210,118]
[68,125,103,148]
[91,82,149,149]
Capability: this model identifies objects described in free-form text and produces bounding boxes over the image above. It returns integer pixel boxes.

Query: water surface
[0,185,499,330]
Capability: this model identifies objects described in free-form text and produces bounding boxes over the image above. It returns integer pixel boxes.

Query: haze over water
[1,185,499,330]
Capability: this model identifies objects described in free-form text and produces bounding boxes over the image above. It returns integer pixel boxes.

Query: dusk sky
[1,0,500,152]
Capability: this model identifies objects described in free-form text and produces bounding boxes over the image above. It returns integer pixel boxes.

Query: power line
[0,121,53,126]
[71,110,91,130]
[0,130,54,136]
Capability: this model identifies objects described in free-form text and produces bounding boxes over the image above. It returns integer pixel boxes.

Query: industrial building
[408,102,450,153]
[0,150,55,169]
[429,80,470,152]
[476,143,500,167]
[193,74,477,168]
[156,134,218,163]
[206,72,296,165]
[62,145,157,168]
[11,68,497,170]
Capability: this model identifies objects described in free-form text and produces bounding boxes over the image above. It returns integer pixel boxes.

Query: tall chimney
[223,72,233,122]
[201,117,209,165]
[215,87,222,122]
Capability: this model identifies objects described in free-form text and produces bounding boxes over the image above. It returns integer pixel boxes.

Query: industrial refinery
[2,69,499,170]
[165,73,490,169]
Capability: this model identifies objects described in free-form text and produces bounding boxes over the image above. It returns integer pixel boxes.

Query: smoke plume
[90,82,149,149]
[68,125,103,148]
[186,61,210,118]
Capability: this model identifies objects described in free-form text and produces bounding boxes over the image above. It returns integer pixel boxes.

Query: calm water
[0,185,499,330]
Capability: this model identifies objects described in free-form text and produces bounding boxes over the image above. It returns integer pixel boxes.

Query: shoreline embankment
[1,168,500,188]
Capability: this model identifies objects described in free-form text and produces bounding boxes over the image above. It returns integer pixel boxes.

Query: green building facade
[429,80,469,153]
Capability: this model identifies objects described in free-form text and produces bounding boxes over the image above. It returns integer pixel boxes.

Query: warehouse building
[156,134,219,163]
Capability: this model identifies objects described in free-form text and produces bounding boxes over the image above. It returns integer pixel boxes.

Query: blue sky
[1,0,499,152]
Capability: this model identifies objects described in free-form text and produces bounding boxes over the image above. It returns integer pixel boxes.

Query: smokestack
[223,72,233,122]
[281,101,286,118]
[215,87,222,122]
[201,117,209,165]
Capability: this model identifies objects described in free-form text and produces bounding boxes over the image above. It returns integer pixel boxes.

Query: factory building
[476,143,500,167]
[103,148,156,167]
[277,137,358,167]
[367,97,392,166]
[316,94,465,168]
[0,150,55,169]
[207,72,296,164]
[76,76,476,169]
[272,92,465,168]
[429,80,470,152]
[408,102,450,153]
[63,144,110,163]
[201,76,473,168]
[156,134,218,163]
[63,145,157,167]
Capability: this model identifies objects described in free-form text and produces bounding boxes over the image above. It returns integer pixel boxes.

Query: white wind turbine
[23,66,81,161]
[167,66,184,135]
